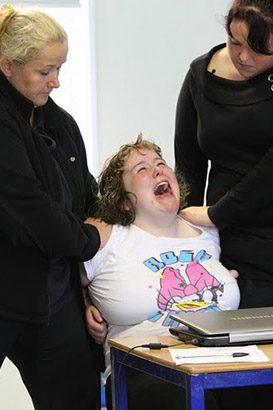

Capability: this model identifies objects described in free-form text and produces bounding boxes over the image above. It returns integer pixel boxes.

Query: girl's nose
[153,165,163,177]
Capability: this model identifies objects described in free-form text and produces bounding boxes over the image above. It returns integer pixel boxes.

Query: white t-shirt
[84,221,240,382]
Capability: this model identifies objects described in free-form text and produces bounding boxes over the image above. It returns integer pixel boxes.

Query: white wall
[93,0,232,173]
[0,1,231,408]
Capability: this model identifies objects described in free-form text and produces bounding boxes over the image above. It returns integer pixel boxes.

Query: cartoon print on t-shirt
[141,246,238,327]
[157,261,223,310]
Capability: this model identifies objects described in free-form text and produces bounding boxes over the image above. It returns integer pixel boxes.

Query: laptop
[169,306,273,346]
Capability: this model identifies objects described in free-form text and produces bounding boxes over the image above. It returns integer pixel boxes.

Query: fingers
[86,305,108,344]
[84,217,112,249]
[180,206,215,227]
[90,304,103,322]
[229,269,239,279]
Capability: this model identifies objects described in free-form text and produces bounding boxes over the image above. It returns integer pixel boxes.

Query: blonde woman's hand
[229,269,239,279]
[86,304,108,344]
[85,217,112,249]
[180,206,215,227]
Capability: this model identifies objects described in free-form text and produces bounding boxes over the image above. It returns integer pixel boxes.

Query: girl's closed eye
[137,166,147,173]
[155,160,167,167]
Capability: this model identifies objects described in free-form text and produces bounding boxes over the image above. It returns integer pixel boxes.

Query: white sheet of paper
[168,345,269,365]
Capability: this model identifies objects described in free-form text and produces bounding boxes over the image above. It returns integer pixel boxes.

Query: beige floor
[0,359,34,410]
[0,358,107,409]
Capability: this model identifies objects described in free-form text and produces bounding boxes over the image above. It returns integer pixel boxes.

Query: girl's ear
[0,57,13,78]
[124,200,130,211]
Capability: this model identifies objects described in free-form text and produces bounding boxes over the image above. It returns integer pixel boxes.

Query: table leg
[111,349,128,410]
[186,375,205,410]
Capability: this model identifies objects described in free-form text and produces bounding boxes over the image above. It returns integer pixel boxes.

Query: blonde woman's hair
[0,8,67,65]
[92,134,188,225]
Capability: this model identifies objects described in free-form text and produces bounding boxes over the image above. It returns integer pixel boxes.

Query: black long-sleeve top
[0,70,100,324]
[175,43,273,280]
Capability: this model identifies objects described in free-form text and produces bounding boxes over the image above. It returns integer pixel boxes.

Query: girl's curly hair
[92,134,189,225]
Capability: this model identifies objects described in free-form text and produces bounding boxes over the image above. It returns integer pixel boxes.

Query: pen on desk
[175,352,249,359]
[231,353,249,357]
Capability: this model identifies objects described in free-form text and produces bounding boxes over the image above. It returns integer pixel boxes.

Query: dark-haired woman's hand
[180,206,215,227]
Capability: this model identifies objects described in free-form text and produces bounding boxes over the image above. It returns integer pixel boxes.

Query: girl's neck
[134,215,201,238]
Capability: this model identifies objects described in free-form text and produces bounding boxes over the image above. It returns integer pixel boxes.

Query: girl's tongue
[154,182,170,197]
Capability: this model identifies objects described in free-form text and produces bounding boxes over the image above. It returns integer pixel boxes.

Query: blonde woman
[0,5,110,410]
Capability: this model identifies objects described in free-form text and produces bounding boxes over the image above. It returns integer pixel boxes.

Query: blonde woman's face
[8,41,68,107]
[122,148,180,221]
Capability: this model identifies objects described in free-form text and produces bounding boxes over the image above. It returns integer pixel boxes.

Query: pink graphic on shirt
[157,261,222,310]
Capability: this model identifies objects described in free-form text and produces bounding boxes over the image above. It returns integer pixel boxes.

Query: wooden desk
[109,336,273,410]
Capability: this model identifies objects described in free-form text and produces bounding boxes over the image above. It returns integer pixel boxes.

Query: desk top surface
[109,335,273,374]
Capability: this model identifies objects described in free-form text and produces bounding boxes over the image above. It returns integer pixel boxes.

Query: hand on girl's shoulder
[85,217,113,249]
[180,206,215,227]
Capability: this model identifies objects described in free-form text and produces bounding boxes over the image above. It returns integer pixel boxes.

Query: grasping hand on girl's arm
[85,304,108,344]
[80,262,108,344]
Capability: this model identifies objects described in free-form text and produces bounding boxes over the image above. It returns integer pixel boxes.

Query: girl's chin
[158,205,179,214]
[156,197,179,210]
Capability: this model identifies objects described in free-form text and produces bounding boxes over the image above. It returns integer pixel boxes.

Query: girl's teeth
[154,182,168,195]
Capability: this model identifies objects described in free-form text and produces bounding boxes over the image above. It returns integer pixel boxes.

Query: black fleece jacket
[0,70,100,324]
[175,44,273,280]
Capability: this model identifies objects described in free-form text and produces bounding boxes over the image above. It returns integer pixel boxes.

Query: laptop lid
[169,306,273,346]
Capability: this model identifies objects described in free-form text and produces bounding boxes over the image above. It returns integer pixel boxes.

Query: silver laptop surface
[169,306,273,346]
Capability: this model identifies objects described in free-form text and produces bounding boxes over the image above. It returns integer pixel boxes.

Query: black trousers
[0,298,100,410]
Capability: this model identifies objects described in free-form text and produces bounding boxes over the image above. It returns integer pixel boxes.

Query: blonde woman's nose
[48,73,60,89]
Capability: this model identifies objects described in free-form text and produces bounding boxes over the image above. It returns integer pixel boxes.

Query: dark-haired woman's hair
[226,0,273,55]
[92,134,188,226]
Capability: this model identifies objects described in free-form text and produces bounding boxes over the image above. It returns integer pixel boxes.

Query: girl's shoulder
[179,217,219,239]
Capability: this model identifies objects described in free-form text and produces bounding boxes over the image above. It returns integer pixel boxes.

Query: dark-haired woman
[175,0,273,311]
[175,2,273,407]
